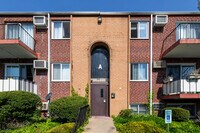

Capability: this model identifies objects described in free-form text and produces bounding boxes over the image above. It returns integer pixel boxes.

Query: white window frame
[130,63,148,81]
[130,104,147,114]
[51,21,70,39]
[130,21,149,39]
[51,63,70,82]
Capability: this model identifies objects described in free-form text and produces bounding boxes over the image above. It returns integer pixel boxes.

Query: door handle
[103,99,106,103]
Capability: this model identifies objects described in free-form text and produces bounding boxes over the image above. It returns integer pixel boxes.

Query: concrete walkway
[84,116,118,133]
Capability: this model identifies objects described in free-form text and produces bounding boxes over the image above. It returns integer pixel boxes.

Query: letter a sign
[98,64,102,69]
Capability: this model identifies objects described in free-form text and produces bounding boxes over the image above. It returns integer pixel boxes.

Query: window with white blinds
[52,21,70,39]
[130,63,148,81]
[52,63,70,81]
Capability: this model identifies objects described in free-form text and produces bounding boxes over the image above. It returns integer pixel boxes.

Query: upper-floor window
[130,21,149,39]
[52,63,70,81]
[176,23,200,40]
[6,23,34,49]
[52,21,70,39]
[130,63,148,81]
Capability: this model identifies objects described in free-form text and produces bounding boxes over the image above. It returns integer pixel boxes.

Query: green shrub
[118,122,165,133]
[46,123,74,133]
[114,114,200,133]
[118,109,133,118]
[163,107,190,122]
[114,114,167,129]
[0,91,41,126]
[50,96,88,123]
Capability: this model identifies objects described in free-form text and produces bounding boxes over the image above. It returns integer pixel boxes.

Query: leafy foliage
[1,120,60,133]
[85,83,89,101]
[118,122,165,133]
[71,86,78,96]
[46,123,74,133]
[146,92,154,114]
[162,107,190,122]
[50,96,88,123]
[118,109,133,118]
[0,91,41,128]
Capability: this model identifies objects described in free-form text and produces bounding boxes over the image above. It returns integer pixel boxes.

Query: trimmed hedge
[163,107,190,122]
[118,109,133,118]
[118,122,165,133]
[0,91,41,125]
[50,96,88,123]
[46,123,74,133]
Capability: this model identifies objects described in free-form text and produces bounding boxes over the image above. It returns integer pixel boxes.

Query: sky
[0,0,198,12]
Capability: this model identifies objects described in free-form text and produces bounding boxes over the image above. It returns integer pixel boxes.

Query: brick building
[0,12,200,117]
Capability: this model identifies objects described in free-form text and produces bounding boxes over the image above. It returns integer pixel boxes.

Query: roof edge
[0,11,200,16]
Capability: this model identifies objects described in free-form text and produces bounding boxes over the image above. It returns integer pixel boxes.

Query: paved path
[84,116,118,133]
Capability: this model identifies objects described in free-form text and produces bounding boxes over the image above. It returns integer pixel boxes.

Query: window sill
[130,38,149,40]
[130,80,148,82]
[51,80,70,82]
[51,38,70,40]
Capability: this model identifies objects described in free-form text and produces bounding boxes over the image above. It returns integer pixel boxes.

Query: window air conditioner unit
[34,60,48,69]
[42,102,48,111]
[154,15,168,27]
[33,16,47,28]
[153,60,166,68]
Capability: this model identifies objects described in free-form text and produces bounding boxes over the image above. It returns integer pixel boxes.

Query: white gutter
[150,14,153,115]
[47,13,51,95]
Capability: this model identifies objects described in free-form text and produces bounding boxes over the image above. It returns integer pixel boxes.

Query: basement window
[130,104,147,114]
[52,21,70,39]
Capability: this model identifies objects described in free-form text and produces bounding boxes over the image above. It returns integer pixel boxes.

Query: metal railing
[0,23,35,50]
[73,105,89,133]
[163,79,200,95]
[161,23,200,57]
[0,77,37,94]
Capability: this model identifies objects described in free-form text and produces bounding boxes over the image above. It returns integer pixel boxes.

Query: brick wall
[0,15,71,101]
[71,16,129,115]
[130,15,200,105]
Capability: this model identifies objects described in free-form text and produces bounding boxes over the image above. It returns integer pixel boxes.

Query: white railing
[0,78,37,94]
[163,79,200,95]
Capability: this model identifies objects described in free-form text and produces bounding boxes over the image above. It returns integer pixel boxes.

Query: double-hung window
[52,21,70,39]
[52,63,70,81]
[131,63,148,81]
[130,21,149,39]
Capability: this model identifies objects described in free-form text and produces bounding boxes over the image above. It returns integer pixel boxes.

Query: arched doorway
[90,44,109,116]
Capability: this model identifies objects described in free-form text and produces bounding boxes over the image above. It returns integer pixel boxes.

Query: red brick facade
[0,13,200,115]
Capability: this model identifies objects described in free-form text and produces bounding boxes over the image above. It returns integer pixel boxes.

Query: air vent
[153,60,166,68]
[34,60,48,69]
[154,15,168,27]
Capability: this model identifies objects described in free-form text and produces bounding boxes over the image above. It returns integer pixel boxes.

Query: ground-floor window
[166,64,195,81]
[130,104,147,114]
[52,63,70,81]
[166,103,196,117]
[153,103,164,111]
[5,64,33,81]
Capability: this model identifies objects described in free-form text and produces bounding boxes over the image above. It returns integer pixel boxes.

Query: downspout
[150,14,153,115]
[47,13,51,114]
